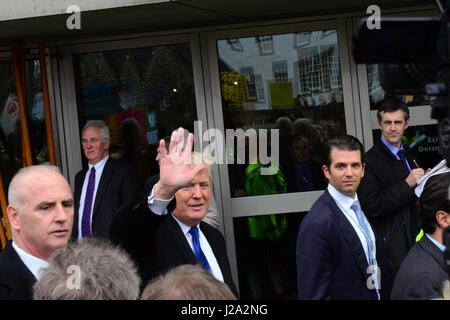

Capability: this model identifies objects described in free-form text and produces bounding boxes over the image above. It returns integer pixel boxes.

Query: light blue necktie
[351,200,380,300]
[189,226,211,272]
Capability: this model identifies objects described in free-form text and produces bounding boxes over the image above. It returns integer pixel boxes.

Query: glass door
[206,19,360,299]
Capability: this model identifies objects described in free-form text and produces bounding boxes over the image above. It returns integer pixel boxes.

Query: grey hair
[8,165,62,210]
[140,264,236,300]
[33,238,141,300]
[82,120,110,140]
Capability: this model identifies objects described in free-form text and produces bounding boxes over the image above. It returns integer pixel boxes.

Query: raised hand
[154,127,205,199]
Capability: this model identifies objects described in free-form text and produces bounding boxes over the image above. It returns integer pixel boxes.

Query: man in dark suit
[72,120,142,240]
[358,99,425,278]
[111,128,237,297]
[296,135,391,300]
[283,134,327,193]
[0,165,74,299]
[391,171,450,299]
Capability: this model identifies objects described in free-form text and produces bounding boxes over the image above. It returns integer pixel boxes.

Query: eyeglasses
[81,138,100,145]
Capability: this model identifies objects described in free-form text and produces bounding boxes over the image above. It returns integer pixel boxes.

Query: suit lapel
[72,169,88,239]
[419,235,447,272]
[166,216,198,265]
[93,157,114,214]
[200,222,227,274]
[324,191,370,278]
[1,242,36,299]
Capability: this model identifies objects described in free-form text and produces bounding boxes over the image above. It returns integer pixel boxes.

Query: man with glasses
[72,120,142,240]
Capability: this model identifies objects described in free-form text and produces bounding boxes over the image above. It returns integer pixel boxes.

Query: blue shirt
[381,136,411,172]
[425,233,446,252]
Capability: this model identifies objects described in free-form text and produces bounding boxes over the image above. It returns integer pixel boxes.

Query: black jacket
[111,200,238,297]
[391,235,448,300]
[72,157,142,240]
[0,241,36,300]
[358,140,420,277]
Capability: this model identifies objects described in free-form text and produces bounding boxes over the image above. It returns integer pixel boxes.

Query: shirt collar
[327,183,357,210]
[88,154,109,171]
[381,136,404,156]
[172,214,200,236]
[12,241,49,280]
[425,233,446,252]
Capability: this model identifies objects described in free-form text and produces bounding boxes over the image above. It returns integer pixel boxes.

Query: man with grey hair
[73,120,142,240]
[0,165,74,299]
[33,238,140,300]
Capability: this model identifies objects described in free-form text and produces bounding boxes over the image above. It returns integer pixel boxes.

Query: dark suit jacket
[110,200,238,297]
[296,190,392,300]
[0,241,36,300]
[358,140,420,277]
[72,157,142,240]
[283,160,327,193]
[391,235,448,300]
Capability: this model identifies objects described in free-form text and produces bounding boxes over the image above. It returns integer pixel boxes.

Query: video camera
[352,0,450,164]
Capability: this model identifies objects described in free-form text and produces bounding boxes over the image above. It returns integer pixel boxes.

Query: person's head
[376,98,410,148]
[7,165,74,260]
[276,116,293,136]
[172,152,212,227]
[140,264,236,300]
[33,238,141,300]
[289,135,311,164]
[323,135,365,198]
[417,172,450,237]
[81,120,110,165]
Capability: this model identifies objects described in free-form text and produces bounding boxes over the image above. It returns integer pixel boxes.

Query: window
[227,39,244,51]
[272,61,288,81]
[294,32,311,48]
[256,36,274,55]
[75,44,197,183]
[240,66,257,101]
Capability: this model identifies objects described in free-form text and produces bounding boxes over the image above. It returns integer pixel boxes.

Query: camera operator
[390,171,450,300]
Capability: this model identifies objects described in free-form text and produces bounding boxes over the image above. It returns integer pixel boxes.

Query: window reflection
[75,44,197,183]
[217,30,345,197]
[366,64,429,109]
[234,212,307,299]
[0,60,49,193]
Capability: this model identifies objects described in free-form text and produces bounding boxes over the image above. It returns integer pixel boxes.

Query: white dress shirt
[327,184,377,264]
[12,242,49,280]
[147,185,224,282]
[77,155,109,240]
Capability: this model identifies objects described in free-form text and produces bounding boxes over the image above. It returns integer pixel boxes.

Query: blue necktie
[81,167,96,237]
[189,226,211,272]
[351,200,380,300]
[397,149,410,174]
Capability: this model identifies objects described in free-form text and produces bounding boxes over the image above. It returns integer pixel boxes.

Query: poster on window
[0,93,20,136]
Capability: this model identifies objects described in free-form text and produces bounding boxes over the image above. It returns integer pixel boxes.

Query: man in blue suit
[296,135,392,300]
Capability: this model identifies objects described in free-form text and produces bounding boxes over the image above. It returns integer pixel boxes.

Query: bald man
[0,165,74,300]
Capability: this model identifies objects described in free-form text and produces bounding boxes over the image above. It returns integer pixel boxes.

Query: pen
[412,159,420,168]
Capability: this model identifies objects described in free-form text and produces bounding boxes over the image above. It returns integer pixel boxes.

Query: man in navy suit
[72,120,142,240]
[0,165,74,299]
[296,135,391,300]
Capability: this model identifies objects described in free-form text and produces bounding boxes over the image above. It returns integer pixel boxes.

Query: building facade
[0,0,443,299]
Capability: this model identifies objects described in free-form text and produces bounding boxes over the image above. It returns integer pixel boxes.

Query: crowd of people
[0,98,449,300]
